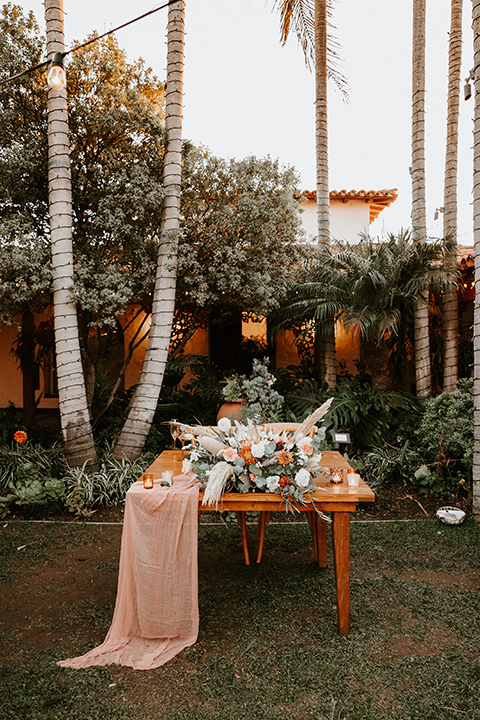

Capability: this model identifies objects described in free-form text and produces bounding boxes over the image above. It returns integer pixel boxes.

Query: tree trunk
[113,0,184,460]
[44,0,97,467]
[315,0,336,389]
[442,0,463,392]
[472,0,480,521]
[411,0,431,398]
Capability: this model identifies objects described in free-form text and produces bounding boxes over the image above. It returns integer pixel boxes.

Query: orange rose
[277,451,294,466]
[14,430,28,444]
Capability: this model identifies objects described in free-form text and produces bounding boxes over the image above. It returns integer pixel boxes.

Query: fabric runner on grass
[58,474,200,670]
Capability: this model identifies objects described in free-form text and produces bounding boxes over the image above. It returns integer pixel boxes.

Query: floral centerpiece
[183,399,333,508]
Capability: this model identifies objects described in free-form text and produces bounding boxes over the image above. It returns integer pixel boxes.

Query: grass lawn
[0,517,479,720]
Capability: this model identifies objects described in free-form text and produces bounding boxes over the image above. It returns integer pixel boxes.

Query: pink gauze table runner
[58,474,200,670]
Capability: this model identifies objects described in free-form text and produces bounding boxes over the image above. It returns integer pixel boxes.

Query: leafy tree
[177,146,307,329]
[0,4,165,427]
[0,4,307,442]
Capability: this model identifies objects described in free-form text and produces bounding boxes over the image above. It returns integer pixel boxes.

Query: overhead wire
[0,0,181,86]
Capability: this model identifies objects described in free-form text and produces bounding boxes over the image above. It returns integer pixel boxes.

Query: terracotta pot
[216,401,245,423]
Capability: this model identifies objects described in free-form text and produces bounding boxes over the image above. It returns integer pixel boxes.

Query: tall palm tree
[411,0,432,397]
[44,0,97,467]
[442,0,463,392]
[274,0,340,388]
[113,0,184,460]
[472,0,480,520]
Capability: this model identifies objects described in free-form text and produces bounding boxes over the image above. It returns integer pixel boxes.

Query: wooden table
[143,449,375,635]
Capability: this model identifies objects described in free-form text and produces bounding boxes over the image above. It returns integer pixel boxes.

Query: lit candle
[143,473,154,489]
[161,471,174,486]
[347,471,360,487]
[330,467,344,484]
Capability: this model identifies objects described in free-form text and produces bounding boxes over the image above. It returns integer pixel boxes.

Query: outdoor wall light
[46,52,66,89]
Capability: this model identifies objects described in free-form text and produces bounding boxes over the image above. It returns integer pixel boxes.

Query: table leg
[307,511,317,561]
[332,511,350,635]
[255,511,268,564]
[235,511,250,566]
[315,513,328,568]
[307,511,327,567]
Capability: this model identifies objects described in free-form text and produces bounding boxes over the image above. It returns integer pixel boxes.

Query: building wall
[0,322,23,407]
[300,197,370,243]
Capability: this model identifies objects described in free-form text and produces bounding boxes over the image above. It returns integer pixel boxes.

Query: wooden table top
[141,450,375,509]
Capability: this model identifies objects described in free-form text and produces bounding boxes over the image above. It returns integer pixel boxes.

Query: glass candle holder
[161,470,174,486]
[347,471,361,487]
[330,467,344,484]
[143,473,154,489]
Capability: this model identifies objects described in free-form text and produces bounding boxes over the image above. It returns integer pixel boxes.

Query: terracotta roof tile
[297,188,398,224]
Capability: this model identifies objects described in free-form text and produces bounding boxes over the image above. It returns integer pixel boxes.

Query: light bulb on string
[47,52,66,89]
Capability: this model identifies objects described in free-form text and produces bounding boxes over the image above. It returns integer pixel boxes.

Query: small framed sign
[331,431,351,444]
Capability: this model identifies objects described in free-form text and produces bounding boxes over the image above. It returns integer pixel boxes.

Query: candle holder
[161,471,174,486]
[330,467,345,484]
[347,471,361,487]
[143,473,154,489]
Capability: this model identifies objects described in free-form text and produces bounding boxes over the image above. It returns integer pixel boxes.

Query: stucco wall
[300,197,370,244]
[0,322,23,407]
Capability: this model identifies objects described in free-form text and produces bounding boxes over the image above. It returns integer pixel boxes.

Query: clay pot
[216,401,245,423]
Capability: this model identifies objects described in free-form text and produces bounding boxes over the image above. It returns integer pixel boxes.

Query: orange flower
[238,443,256,466]
[277,450,294,466]
[14,430,28,445]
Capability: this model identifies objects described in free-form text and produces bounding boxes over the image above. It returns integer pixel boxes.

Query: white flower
[266,475,280,492]
[182,458,192,473]
[294,468,311,488]
[218,417,232,433]
[251,441,266,458]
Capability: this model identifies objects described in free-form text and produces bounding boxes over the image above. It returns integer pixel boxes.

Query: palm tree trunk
[315,0,336,388]
[411,0,432,398]
[44,0,97,467]
[442,0,463,392]
[471,0,480,520]
[113,0,184,460]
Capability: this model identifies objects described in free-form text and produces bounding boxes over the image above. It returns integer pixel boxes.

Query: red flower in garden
[14,430,28,444]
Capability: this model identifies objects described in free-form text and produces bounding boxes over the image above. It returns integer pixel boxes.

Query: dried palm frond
[293,397,333,440]
[202,462,235,507]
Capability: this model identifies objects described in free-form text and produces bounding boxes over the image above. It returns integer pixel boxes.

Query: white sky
[20,0,475,244]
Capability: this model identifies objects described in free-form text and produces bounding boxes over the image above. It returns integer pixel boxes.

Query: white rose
[251,441,266,458]
[218,417,232,433]
[266,475,280,492]
[294,468,311,488]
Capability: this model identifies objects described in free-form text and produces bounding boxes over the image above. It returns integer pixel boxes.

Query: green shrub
[62,454,154,516]
[355,441,423,491]
[411,378,473,495]
[0,439,66,489]
[278,365,418,450]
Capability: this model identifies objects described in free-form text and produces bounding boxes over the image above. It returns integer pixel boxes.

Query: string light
[46,52,66,89]
[0,0,181,87]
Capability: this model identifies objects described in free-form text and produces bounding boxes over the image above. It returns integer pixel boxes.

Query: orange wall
[0,322,23,407]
